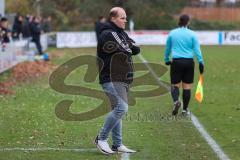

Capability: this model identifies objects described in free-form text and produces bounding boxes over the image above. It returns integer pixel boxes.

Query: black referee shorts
[170,58,195,84]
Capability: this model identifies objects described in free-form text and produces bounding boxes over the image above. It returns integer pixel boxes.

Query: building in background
[183,0,240,22]
[189,0,240,7]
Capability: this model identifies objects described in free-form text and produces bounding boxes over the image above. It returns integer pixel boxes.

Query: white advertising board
[57,32,97,48]
[56,31,221,48]
[195,31,219,45]
[128,31,169,45]
[222,31,240,45]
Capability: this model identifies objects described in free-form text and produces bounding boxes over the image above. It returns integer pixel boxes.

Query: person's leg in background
[182,83,192,115]
[181,60,194,116]
[171,84,180,103]
[34,37,43,55]
[170,60,182,115]
[171,84,182,116]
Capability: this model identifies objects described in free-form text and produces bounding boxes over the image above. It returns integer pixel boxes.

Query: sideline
[0,148,130,160]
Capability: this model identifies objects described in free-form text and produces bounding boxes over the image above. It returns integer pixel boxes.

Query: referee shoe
[172,100,181,116]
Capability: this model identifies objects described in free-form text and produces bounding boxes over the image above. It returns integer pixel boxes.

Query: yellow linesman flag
[195,74,204,103]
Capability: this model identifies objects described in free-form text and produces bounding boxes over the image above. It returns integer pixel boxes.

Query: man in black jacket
[12,15,23,40]
[30,16,43,55]
[95,16,106,42]
[95,7,140,154]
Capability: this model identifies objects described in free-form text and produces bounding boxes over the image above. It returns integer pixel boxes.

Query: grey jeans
[99,82,129,147]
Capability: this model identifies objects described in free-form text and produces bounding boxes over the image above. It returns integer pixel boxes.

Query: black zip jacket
[97,21,140,84]
[30,22,41,41]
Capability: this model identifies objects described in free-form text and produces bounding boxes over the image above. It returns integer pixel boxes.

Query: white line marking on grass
[191,115,230,160]
[138,54,231,160]
[0,148,131,160]
[138,55,171,91]
[121,153,130,160]
[0,147,97,152]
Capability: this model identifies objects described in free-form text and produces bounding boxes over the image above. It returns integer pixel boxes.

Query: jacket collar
[99,21,124,34]
[109,21,123,33]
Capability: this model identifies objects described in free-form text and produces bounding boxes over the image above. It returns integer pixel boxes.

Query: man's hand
[127,39,135,47]
[199,63,204,74]
[165,61,171,65]
[128,40,140,55]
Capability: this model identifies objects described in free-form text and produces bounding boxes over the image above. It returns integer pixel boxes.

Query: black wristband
[165,61,171,66]
[199,63,204,74]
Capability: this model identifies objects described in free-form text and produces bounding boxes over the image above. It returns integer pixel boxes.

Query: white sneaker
[112,144,136,153]
[95,136,115,155]
[182,109,190,116]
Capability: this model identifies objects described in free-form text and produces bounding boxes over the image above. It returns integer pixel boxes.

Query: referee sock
[171,86,179,102]
[183,89,191,110]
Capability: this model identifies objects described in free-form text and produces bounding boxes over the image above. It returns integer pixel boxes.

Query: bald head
[109,7,127,29]
[109,7,125,19]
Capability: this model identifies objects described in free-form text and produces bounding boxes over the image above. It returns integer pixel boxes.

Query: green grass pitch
[0,45,239,160]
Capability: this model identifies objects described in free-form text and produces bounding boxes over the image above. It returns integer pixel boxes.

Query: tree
[6,0,188,30]
[6,0,33,15]
[123,0,187,29]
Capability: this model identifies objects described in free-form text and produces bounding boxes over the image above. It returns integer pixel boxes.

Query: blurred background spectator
[0,17,11,44]
[95,16,106,42]
[22,15,31,39]
[42,16,52,33]
[30,16,43,55]
[12,14,23,40]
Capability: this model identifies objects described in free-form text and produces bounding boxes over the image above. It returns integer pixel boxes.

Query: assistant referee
[164,14,204,116]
